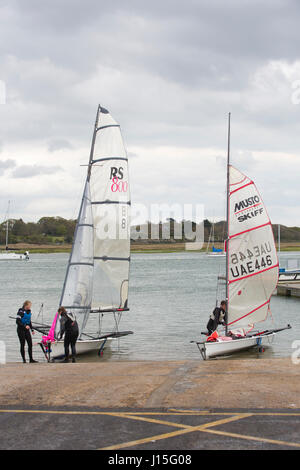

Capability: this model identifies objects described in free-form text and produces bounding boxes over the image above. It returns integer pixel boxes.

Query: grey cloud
[127,151,138,159]
[48,139,73,152]
[0,158,16,175]
[11,164,63,178]
[0,0,300,224]
[1,1,300,152]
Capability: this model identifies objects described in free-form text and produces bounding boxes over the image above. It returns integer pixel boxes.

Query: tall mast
[87,104,101,182]
[225,113,231,335]
[5,200,10,249]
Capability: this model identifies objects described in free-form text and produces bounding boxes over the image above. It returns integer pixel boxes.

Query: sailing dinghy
[193,114,291,359]
[33,105,133,360]
[205,221,226,257]
[0,202,30,260]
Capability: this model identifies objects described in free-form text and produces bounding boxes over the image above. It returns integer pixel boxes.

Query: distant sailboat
[193,114,291,359]
[206,220,225,257]
[0,201,29,261]
[33,105,133,359]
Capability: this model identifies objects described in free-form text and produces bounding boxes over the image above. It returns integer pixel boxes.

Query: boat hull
[197,333,276,359]
[207,253,226,257]
[0,252,29,260]
[48,338,112,359]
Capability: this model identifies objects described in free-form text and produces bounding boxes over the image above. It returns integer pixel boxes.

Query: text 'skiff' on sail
[227,165,279,330]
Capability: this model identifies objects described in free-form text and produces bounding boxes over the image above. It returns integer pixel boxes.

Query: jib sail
[55,181,94,338]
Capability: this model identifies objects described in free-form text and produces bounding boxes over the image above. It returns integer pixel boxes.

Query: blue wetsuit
[16,308,34,363]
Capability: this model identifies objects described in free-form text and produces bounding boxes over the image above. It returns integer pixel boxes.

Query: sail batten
[92,157,128,163]
[97,124,120,131]
[91,201,131,205]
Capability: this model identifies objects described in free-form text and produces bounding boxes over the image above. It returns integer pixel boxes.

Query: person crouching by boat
[206,300,226,335]
[16,300,38,363]
[58,307,79,363]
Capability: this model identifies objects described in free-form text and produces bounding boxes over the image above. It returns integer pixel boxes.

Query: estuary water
[1,251,299,363]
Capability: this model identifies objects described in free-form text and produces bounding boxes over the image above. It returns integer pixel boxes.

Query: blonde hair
[23,300,32,309]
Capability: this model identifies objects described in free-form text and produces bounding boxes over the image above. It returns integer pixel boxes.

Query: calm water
[1,251,299,363]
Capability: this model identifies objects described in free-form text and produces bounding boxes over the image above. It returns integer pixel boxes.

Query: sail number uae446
[230,242,274,278]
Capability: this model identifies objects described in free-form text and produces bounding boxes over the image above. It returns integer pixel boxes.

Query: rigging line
[260,251,277,327]
[91,201,131,205]
[215,259,224,306]
[94,256,130,262]
[69,262,94,267]
[98,311,102,337]
[35,303,44,321]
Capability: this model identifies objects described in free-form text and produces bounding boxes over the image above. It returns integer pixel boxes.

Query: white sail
[55,181,94,338]
[227,165,279,330]
[89,106,130,311]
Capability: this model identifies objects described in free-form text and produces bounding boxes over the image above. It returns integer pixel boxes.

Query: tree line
[0,217,76,245]
[1,217,299,246]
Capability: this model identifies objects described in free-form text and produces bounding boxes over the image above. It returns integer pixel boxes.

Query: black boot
[30,359,38,363]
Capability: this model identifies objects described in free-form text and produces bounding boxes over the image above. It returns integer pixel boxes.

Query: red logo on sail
[111,177,128,193]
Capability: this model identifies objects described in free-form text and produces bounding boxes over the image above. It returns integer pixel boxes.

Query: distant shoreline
[1,242,300,254]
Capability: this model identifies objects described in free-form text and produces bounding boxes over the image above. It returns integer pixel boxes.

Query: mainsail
[89,106,130,312]
[54,105,130,339]
[226,165,279,330]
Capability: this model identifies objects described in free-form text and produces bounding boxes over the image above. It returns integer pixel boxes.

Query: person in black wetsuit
[206,300,227,335]
[58,307,79,363]
[16,300,38,363]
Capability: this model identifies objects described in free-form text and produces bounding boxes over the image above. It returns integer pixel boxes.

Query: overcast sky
[0,0,300,225]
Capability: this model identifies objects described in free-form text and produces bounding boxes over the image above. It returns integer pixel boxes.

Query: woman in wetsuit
[16,300,38,363]
[58,307,79,363]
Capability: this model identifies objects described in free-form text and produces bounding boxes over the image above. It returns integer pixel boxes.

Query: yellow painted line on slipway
[100,412,300,450]
[100,414,252,450]
[1,409,300,449]
[203,428,300,449]
[1,409,300,416]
